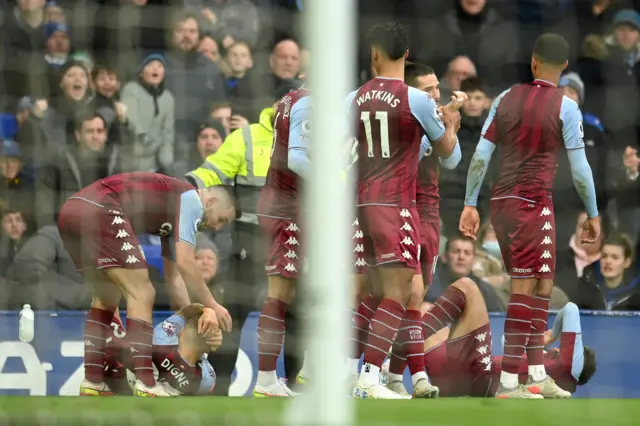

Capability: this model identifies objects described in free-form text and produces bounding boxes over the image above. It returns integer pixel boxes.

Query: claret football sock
[527,295,550,380]
[257,297,288,386]
[421,286,466,338]
[84,307,114,384]
[127,317,155,387]
[501,294,533,378]
[349,296,379,358]
[389,309,425,377]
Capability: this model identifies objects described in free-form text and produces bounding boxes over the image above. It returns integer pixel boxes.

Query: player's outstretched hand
[581,215,601,244]
[459,206,480,239]
[213,303,233,332]
[204,328,223,352]
[198,307,219,336]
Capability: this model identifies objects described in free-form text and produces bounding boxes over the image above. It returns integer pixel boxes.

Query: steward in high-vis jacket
[185,79,303,394]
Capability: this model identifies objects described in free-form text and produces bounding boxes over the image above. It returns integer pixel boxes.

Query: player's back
[258,89,309,218]
[353,78,425,207]
[79,172,195,235]
[488,81,565,201]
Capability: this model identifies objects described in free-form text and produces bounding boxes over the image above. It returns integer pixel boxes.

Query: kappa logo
[540,207,552,217]
[355,258,367,267]
[284,250,298,259]
[286,223,300,232]
[112,216,125,225]
[400,223,413,232]
[120,242,134,251]
[399,209,411,218]
[115,229,129,239]
[480,355,492,371]
[401,236,414,246]
[475,332,487,343]
[352,230,363,239]
[354,244,364,253]
[476,345,488,356]
[541,221,553,231]
[125,255,139,264]
[540,250,552,259]
[286,237,299,246]
[84,340,95,347]
[352,218,359,226]
[284,263,297,272]
[541,236,552,245]
[402,250,412,260]
[539,264,551,273]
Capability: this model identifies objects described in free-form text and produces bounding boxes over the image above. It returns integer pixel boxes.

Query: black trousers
[207,223,302,395]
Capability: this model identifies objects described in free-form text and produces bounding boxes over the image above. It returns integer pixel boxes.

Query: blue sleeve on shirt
[481,88,511,140]
[551,303,584,382]
[197,357,217,394]
[178,190,204,247]
[440,139,461,170]
[153,314,185,346]
[560,96,585,150]
[287,96,312,180]
[419,135,432,158]
[407,87,446,142]
[464,137,496,206]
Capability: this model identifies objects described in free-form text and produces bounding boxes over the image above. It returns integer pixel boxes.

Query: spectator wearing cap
[0,139,34,222]
[168,118,227,178]
[186,78,303,395]
[44,21,70,68]
[552,72,609,247]
[164,10,227,156]
[35,109,133,227]
[120,53,175,173]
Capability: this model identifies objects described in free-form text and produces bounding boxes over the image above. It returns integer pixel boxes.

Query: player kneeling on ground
[389,279,595,397]
[105,304,222,396]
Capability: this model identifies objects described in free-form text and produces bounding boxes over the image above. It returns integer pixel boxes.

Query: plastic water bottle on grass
[19,304,34,342]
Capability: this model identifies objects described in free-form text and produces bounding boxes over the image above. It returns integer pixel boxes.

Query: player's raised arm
[408,87,459,158]
[287,95,312,179]
[561,96,600,242]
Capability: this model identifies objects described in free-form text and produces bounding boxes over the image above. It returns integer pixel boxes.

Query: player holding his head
[384,62,464,398]
[459,33,600,398]
[347,21,461,399]
[58,172,235,397]
[252,84,310,397]
[408,280,597,397]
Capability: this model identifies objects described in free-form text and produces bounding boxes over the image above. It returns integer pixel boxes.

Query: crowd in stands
[0,0,639,313]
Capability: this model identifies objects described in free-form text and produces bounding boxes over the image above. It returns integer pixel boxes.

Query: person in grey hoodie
[120,53,175,172]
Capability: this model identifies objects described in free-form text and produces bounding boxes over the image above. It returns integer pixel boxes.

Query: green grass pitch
[0,397,637,426]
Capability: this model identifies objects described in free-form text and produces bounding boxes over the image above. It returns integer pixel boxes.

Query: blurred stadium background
[1,0,640,422]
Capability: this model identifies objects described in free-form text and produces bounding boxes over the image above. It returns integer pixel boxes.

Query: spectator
[198,0,260,49]
[442,56,477,95]
[44,22,70,69]
[17,60,91,166]
[472,222,508,289]
[0,209,29,276]
[576,233,640,311]
[440,76,491,233]
[16,97,35,129]
[70,51,95,75]
[426,234,505,312]
[165,10,227,153]
[0,139,34,221]
[198,34,221,64]
[195,232,221,301]
[91,64,136,147]
[233,38,300,122]
[7,225,89,310]
[120,54,175,173]
[44,1,65,24]
[555,72,608,245]
[225,41,253,96]
[416,0,519,95]
[1,0,49,109]
[170,118,226,177]
[35,109,131,226]
[210,101,232,135]
[610,144,640,243]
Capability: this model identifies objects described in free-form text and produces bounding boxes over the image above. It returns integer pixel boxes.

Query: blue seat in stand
[0,114,18,139]
[140,244,163,276]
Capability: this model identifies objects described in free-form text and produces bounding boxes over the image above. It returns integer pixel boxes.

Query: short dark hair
[405,62,434,87]
[602,232,634,260]
[460,76,487,95]
[532,33,569,66]
[74,109,105,131]
[91,63,119,82]
[577,345,596,386]
[444,233,476,254]
[366,21,409,61]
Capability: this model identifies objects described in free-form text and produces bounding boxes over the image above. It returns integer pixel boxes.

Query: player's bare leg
[496,277,542,398]
[79,270,121,396]
[105,267,172,397]
[388,273,438,398]
[254,274,297,397]
[354,265,413,399]
[524,279,571,398]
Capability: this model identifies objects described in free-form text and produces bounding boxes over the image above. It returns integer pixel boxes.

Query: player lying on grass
[384,278,596,397]
[104,304,223,396]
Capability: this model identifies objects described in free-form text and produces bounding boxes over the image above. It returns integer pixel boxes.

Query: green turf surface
[0,397,636,426]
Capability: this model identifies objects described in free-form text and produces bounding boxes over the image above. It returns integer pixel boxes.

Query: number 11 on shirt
[361,111,390,158]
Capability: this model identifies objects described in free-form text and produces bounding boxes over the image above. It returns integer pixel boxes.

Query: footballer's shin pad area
[0,398,637,426]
